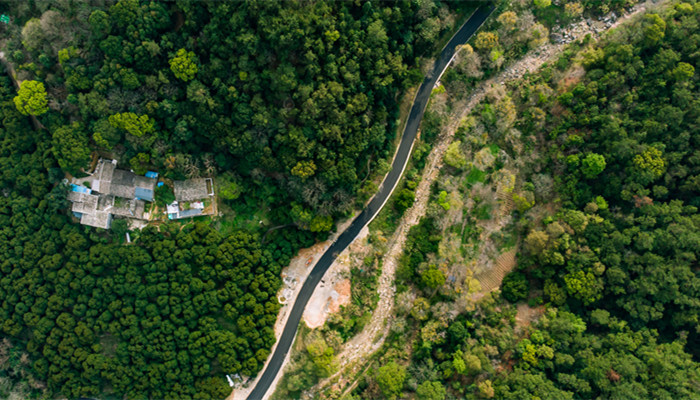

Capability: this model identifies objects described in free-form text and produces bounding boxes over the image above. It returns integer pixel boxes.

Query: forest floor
[515,303,546,332]
[307,1,666,397]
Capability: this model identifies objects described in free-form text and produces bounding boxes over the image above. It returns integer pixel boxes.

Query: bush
[155,184,175,207]
[501,271,529,303]
[394,188,416,214]
[110,218,129,239]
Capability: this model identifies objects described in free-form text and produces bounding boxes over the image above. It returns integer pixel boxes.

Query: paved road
[246,5,495,399]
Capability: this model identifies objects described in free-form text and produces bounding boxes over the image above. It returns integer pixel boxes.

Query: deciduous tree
[375,361,406,400]
[14,80,48,116]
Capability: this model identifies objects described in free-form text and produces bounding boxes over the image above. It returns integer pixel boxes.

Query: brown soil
[558,64,587,91]
[475,249,517,294]
[328,279,351,314]
[515,303,546,331]
[302,225,367,329]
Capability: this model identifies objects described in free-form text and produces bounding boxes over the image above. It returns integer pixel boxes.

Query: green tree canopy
[501,271,529,303]
[154,184,175,207]
[375,361,406,400]
[51,122,91,173]
[643,13,666,46]
[580,153,606,178]
[108,112,154,138]
[421,266,446,291]
[416,380,446,400]
[110,218,129,238]
[633,147,665,178]
[13,80,48,116]
[169,48,198,81]
[291,160,317,179]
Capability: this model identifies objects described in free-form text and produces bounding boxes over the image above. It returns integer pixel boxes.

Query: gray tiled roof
[68,160,163,229]
[67,190,83,202]
[68,192,99,214]
[111,199,145,219]
[93,160,156,201]
[96,194,115,211]
[94,160,116,194]
[174,178,213,202]
[80,211,112,229]
[109,169,136,198]
[175,208,202,218]
[108,169,157,200]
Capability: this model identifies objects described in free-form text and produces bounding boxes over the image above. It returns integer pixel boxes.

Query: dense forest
[4,0,700,399]
[1,69,317,398]
[342,2,700,399]
[510,0,700,358]
[0,0,472,398]
[499,1,700,390]
[1,0,465,228]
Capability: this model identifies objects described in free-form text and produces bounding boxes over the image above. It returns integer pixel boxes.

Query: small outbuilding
[173,178,214,202]
[68,159,158,229]
[168,178,215,220]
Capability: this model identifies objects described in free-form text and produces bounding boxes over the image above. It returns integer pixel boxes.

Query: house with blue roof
[92,160,157,201]
[68,159,217,227]
[67,159,158,229]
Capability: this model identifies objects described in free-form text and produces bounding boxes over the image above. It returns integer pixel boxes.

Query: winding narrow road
[245,5,495,399]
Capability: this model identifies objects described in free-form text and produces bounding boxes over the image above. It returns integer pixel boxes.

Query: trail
[310,0,665,396]
[237,6,496,400]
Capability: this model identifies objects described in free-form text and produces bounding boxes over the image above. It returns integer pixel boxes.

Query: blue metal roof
[70,184,91,194]
[145,171,158,179]
[134,187,154,201]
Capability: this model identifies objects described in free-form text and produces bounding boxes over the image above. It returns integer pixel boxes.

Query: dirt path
[310,1,665,396]
[316,114,454,390]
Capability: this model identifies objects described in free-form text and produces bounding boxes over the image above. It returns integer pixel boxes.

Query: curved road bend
[246,5,495,399]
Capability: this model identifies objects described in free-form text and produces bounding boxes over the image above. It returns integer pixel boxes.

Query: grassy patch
[533,5,563,29]
[369,198,402,235]
[490,229,517,252]
[99,334,119,358]
[475,203,492,220]
[466,167,487,185]
[462,222,475,245]
[216,200,269,235]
